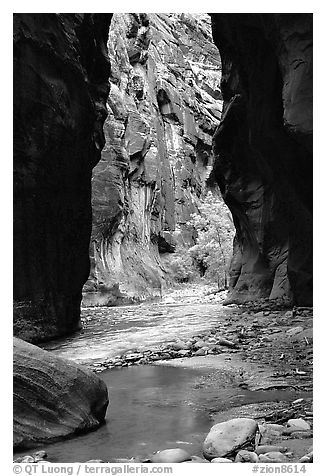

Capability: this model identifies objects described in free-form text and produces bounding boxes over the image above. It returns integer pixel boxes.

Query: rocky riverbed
[15,286,313,464]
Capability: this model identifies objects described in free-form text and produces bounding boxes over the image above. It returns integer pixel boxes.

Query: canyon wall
[83,13,223,305]
[13,14,112,341]
[209,14,313,305]
[13,13,313,343]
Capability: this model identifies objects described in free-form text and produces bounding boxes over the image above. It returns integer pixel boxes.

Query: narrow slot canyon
[13,13,313,465]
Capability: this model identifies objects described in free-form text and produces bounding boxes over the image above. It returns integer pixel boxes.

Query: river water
[41,300,234,364]
[15,299,310,462]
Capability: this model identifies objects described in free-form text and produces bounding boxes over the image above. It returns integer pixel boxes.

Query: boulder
[203,418,258,459]
[150,449,191,463]
[13,338,109,449]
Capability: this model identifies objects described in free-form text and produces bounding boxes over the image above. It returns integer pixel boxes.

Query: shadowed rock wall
[83,13,223,305]
[209,14,312,305]
[13,14,112,341]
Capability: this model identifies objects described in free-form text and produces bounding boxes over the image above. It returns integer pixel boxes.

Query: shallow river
[15,300,310,462]
[41,301,234,364]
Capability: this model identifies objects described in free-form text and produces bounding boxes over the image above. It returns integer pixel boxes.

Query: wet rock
[31,450,47,462]
[14,337,109,449]
[259,452,288,463]
[286,327,304,337]
[286,431,313,439]
[234,450,259,463]
[170,342,189,351]
[299,451,313,463]
[203,418,258,459]
[211,457,233,463]
[14,456,34,463]
[184,456,209,463]
[20,456,35,463]
[285,418,311,431]
[177,350,191,357]
[217,337,237,348]
[193,340,207,349]
[256,446,287,455]
[150,449,191,463]
[125,353,144,361]
[259,423,284,444]
[284,310,293,318]
[194,349,206,356]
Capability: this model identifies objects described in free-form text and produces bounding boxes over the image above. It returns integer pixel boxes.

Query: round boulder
[13,337,109,449]
[203,418,258,459]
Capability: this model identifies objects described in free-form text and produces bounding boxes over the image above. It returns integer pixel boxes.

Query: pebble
[286,431,313,439]
[286,326,304,337]
[256,446,288,455]
[211,457,233,463]
[259,452,288,463]
[194,349,206,356]
[299,452,313,463]
[286,418,311,431]
[150,448,191,463]
[234,450,259,463]
[20,456,35,463]
[184,456,209,463]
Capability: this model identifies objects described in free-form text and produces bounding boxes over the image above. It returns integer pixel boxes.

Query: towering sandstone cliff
[13,13,313,342]
[210,14,312,305]
[13,14,112,341]
[83,13,223,305]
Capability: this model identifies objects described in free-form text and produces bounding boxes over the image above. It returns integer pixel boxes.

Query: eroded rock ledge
[209,14,312,305]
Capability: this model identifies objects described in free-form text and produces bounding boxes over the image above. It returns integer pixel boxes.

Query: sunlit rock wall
[84,13,223,305]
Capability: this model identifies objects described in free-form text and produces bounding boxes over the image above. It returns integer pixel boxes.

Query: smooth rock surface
[259,452,288,463]
[286,418,311,431]
[13,338,109,449]
[150,448,191,463]
[211,457,233,463]
[234,450,259,463]
[203,418,258,459]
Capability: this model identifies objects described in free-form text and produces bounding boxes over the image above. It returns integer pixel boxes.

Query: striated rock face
[83,13,222,305]
[13,337,109,449]
[13,14,112,341]
[209,14,312,305]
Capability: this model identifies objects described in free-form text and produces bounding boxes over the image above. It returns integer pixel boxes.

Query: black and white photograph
[11,5,314,472]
